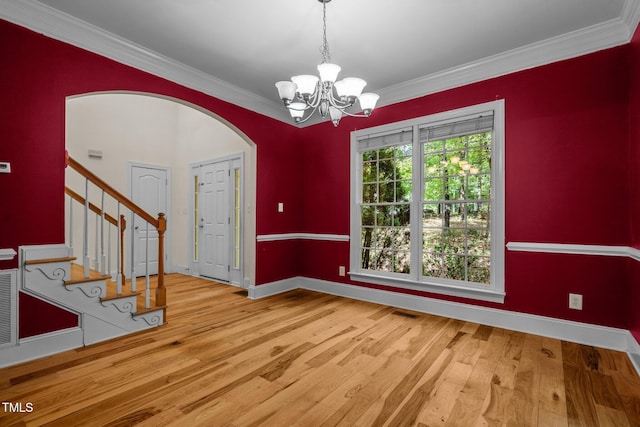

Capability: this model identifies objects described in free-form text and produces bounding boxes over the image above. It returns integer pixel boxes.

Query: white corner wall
[64,92,255,284]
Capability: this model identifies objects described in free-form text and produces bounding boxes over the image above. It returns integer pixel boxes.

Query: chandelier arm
[306,86,323,108]
[327,93,355,110]
[338,110,371,118]
[294,103,321,124]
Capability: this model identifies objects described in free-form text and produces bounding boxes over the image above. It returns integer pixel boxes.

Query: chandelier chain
[320,0,331,63]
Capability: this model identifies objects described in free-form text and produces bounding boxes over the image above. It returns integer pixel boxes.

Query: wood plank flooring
[1,274,639,426]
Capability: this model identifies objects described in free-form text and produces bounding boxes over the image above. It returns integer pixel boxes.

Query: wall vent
[0,270,17,348]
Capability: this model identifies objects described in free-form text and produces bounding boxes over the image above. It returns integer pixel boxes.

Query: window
[350,101,505,303]
[360,129,413,274]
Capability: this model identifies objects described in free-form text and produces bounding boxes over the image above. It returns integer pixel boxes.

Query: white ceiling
[2,0,640,125]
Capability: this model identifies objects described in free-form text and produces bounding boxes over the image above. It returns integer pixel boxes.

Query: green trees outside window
[422,132,492,284]
[359,119,494,286]
[361,144,412,273]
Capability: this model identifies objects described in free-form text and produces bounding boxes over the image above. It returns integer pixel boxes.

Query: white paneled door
[130,164,169,277]
[200,161,230,281]
[199,161,230,281]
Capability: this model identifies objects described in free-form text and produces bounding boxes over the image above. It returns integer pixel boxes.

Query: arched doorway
[65,92,256,287]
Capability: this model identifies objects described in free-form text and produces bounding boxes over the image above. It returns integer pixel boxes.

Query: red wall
[18,294,79,338]
[629,24,640,343]
[0,20,301,336]
[299,42,633,329]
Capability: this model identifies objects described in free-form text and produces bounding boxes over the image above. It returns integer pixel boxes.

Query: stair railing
[65,156,167,310]
[65,187,127,288]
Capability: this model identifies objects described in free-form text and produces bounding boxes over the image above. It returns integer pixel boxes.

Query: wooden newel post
[156,213,167,308]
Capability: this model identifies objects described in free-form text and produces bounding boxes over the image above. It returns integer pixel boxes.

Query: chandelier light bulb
[275,81,298,103]
[358,93,380,115]
[329,106,343,127]
[318,63,341,83]
[288,102,307,122]
[341,77,366,99]
[291,75,319,97]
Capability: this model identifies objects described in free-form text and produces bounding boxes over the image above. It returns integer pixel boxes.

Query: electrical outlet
[569,293,583,310]
[338,266,346,277]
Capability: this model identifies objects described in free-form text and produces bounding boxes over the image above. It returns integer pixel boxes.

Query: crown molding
[377,11,638,108]
[2,0,639,128]
[622,0,640,37]
[0,0,291,124]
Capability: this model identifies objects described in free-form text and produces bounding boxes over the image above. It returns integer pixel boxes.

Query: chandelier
[275,0,379,127]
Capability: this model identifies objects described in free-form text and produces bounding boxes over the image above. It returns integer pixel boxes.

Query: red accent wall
[299,41,633,329]
[629,23,640,343]
[0,20,301,336]
[18,294,79,338]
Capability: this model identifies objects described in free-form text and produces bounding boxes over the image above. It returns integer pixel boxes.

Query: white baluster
[145,221,150,309]
[83,179,90,278]
[100,190,106,275]
[68,196,74,256]
[116,203,122,294]
[94,212,99,271]
[131,213,137,293]
[108,221,112,281]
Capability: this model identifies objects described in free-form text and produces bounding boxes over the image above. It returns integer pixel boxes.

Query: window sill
[349,271,505,304]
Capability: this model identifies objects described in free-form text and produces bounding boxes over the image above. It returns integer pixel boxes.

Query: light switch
[278,202,284,213]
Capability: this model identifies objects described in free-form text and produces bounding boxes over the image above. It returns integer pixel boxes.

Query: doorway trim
[189,152,245,287]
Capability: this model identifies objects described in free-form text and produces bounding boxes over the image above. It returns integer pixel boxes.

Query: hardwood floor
[1,274,639,426]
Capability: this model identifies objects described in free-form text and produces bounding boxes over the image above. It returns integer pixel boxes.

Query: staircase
[18,156,168,346]
[21,245,164,345]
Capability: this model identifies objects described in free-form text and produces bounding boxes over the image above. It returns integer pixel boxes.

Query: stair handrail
[65,187,119,226]
[67,156,167,307]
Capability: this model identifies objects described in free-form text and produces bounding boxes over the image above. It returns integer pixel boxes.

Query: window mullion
[411,125,422,281]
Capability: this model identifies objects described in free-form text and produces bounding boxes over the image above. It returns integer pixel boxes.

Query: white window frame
[349,100,505,303]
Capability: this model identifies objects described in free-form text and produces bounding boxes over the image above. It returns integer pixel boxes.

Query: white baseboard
[252,276,640,376]
[248,277,298,299]
[172,265,190,275]
[628,333,640,375]
[0,327,83,368]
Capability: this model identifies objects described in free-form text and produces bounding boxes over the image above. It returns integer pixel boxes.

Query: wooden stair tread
[65,263,166,315]
[102,288,141,301]
[135,303,167,315]
[66,264,111,285]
